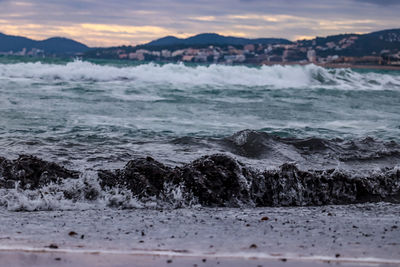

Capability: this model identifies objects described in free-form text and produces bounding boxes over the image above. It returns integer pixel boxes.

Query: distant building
[194,52,208,62]
[244,44,255,53]
[172,50,185,57]
[129,52,145,61]
[182,55,194,62]
[268,55,282,62]
[161,50,171,58]
[307,50,317,63]
[223,54,245,63]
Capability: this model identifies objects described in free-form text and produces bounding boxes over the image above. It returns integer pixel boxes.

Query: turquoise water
[0,58,400,169]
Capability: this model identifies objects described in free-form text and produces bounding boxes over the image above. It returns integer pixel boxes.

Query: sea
[0,58,399,264]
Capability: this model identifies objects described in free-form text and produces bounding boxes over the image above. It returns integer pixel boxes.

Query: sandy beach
[1,249,399,267]
[0,203,399,266]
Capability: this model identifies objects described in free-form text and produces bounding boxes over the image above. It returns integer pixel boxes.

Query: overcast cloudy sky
[0,0,399,47]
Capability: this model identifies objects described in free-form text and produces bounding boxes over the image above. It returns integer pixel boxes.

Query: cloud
[0,0,399,46]
[354,0,400,5]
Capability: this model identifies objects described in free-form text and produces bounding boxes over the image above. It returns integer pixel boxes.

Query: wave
[171,130,400,170]
[1,61,399,90]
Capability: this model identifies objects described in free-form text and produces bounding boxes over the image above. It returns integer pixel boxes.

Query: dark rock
[3,153,398,208]
[173,154,255,207]
[48,244,58,249]
[253,164,400,206]
[68,231,78,237]
[97,153,400,207]
[98,156,173,198]
[0,155,79,189]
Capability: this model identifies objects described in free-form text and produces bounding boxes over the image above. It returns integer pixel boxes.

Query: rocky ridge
[1,153,399,208]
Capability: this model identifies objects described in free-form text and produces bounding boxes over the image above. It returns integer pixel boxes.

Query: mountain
[297,28,400,57]
[0,33,89,55]
[146,33,292,47]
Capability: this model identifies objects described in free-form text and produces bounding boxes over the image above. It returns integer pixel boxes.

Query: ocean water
[1,59,400,263]
[0,59,400,211]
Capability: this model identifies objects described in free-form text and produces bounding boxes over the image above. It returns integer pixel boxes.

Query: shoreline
[1,204,399,265]
[1,247,400,266]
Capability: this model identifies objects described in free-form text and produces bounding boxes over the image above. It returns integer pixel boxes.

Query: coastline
[1,248,399,267]
[0,204,399,266]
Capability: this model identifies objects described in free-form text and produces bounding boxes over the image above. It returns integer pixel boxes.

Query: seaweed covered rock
[0,155,79,189]
[174,154,256,207]
[98,156,173,198]
[97,153,400,207]
[2,153,399,208]
[255,165,400,206]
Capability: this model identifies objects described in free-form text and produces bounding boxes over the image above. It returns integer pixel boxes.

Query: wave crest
[1,61,399,90]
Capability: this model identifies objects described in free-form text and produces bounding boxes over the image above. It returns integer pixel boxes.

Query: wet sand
[0,203,399,266]
[0,249,398,267]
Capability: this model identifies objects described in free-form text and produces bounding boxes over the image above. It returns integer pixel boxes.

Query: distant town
[84,30,400,67]
[1,29,400,67]
[87,40,400,66]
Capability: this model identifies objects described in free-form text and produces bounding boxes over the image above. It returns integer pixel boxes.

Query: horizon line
[1,27,399,48]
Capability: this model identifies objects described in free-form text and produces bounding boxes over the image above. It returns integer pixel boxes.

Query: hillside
[146,33,292,47]
[0,33,89,55]
[297,28,400,57]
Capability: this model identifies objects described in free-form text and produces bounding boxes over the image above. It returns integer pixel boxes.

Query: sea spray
[1,61,400,89]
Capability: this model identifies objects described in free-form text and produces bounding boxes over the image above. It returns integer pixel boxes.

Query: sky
[0,0,399,47]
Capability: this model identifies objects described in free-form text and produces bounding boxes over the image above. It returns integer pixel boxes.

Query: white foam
[0,170,201,211]
[0,61,399,90]
[0,172,145,211]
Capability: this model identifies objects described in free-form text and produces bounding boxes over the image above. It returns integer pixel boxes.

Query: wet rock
[2,153,398,208]
[48,244,58,249]
[68,231,78,237]
[255,163,308,206]
[0,155,79,189]
[255,164,400,206]
[97,153,400,207]
[173,154,255,207]
[98,156,173,198]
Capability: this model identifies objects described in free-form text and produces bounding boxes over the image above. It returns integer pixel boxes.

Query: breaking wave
[1,61,399,90]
